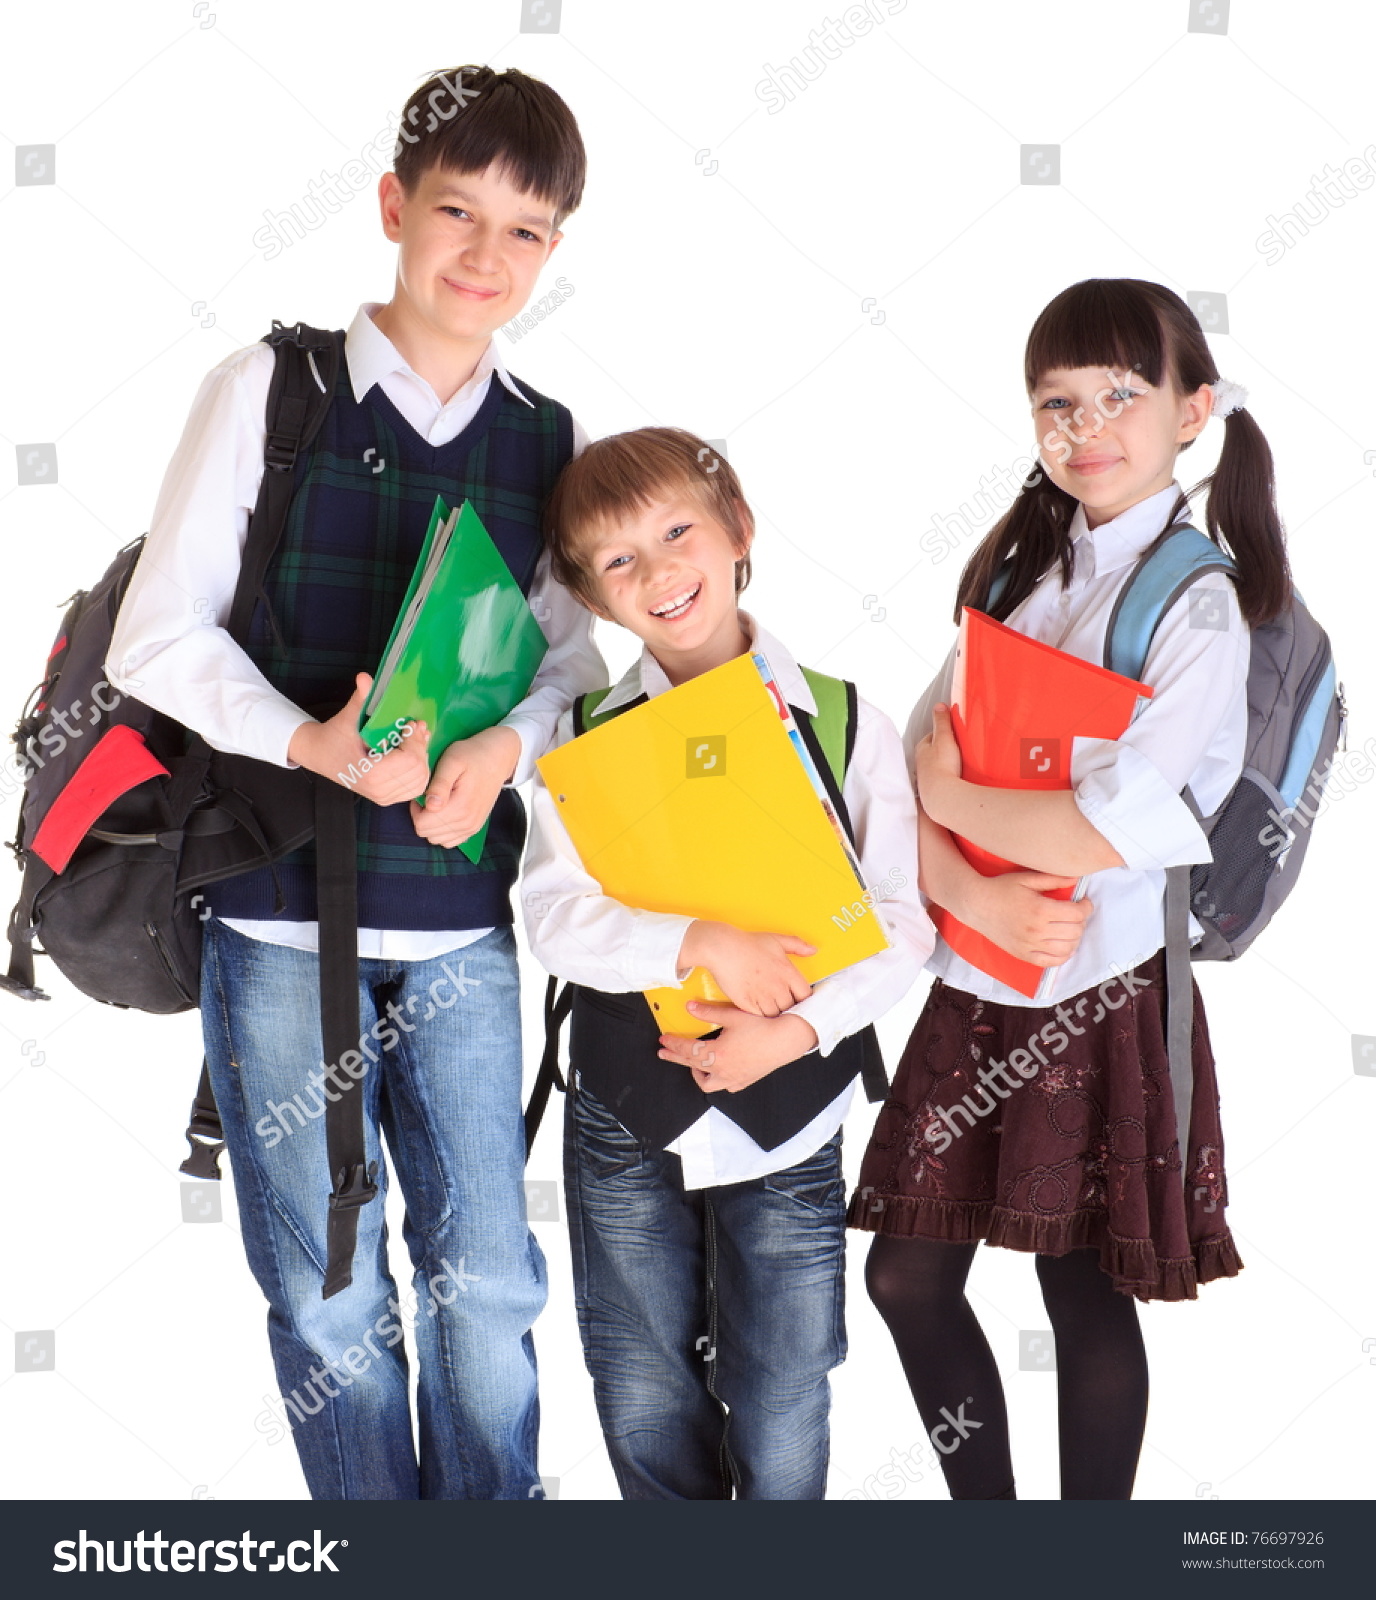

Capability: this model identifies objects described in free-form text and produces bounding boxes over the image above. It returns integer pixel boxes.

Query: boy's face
[378,161,562,345]
[583,493,753,674]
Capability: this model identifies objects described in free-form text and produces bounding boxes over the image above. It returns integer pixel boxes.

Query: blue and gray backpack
[990,517,1345,1177]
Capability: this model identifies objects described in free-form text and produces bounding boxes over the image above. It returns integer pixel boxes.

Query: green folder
[358,496,549,863]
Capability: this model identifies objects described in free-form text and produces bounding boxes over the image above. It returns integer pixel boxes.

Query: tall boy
[105,66,604,1500]
[523,427,934,1498]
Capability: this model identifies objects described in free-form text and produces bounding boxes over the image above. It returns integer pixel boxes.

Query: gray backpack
[992,520,1345,1179]
[1100,523,1342,1178]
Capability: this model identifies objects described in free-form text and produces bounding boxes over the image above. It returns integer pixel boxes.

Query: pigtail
[1189,408,1292,627]
[953,466,1077,625]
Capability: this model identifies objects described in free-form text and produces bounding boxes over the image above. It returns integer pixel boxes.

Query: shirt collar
[596,611,819,718]
[1063,480,1189,582]
[344,302,536,410]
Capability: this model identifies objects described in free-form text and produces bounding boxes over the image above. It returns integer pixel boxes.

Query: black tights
[865,1237,1149,1500]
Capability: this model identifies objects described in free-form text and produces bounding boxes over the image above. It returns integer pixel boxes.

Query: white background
[0,0,1372,1503]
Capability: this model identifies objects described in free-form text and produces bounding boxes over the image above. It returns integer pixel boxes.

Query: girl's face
[1030,364,1214,526]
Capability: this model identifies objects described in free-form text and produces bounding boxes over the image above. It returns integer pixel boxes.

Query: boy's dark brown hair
[543,428,754,611]
[393,65,586,228]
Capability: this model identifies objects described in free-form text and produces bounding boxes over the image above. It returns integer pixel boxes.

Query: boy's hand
[676,921,815,1017]
[658,1001,819,1093]
[287,672,432,807]
[410,725,521,849]
[913,702,962,818]
[965,870,1093,967]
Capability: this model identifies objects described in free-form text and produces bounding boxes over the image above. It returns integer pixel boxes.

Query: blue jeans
[564,1078,847,1500]
[199,916,546,1499]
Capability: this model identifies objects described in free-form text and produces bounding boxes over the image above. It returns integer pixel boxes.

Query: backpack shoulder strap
[1103,523,1237,682]
[798,666,857,788]
[573,686,647,735]
[986,558,1014,611]
[795,665,887,1104]
[225,321,342,648]
[527,683,647,1156]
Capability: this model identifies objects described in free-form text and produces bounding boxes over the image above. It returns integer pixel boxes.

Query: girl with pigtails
[851,278,1292,1500]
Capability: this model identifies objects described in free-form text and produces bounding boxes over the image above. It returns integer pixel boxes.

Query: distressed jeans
[564,1078,847,1500]
[199,916,546,1499]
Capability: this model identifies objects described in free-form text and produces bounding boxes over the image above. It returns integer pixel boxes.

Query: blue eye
[604,553,631,571]
[665,525,689,541]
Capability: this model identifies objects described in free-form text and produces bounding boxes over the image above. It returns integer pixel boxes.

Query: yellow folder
[536,651,891,1036]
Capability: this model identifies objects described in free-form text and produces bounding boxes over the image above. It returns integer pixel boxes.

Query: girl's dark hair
[393,65,585,228]
[955,278,1291,627]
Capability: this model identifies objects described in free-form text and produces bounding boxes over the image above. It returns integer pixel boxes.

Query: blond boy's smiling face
[584,494,755,684]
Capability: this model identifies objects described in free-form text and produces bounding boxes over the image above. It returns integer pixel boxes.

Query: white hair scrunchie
[1210,378,1249,419]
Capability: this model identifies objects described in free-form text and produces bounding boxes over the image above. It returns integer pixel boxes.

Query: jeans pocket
[762,1134,845,1215]
[571,1084,650,1183]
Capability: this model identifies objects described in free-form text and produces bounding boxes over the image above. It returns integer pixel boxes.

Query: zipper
[145,920,195,1005]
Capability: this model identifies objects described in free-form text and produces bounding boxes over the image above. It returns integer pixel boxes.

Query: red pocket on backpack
[30,724,171,874]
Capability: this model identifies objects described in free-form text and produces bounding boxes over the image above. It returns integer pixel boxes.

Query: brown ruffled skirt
[848,950,1243,1302]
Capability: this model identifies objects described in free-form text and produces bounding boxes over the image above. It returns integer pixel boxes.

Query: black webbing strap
[525,974,573,1153]
[178,1057,227,1180]
[789,699,888,1102]
[227,323,340,650]
[0,870,49,1002]
[178,322,339,1179]
[315,773,375,1299]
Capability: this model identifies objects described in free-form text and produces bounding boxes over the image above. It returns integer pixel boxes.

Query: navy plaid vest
[210,330,574,930]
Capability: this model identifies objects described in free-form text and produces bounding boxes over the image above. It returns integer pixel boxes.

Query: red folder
[929,607,1153,998]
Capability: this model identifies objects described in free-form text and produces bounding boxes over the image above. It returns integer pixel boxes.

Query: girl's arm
[917,705,1125,876]
[918,567,1250,881]
[917,799,1093,966]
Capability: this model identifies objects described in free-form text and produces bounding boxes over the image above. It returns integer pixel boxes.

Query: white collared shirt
[521,613,935,1188]
[906,482,1250,1005]
[105,303,605,958]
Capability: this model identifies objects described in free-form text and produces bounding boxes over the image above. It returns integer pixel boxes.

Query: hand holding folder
[536,651,892,1037]
[928,607,1153,999]
[358,497,549,863]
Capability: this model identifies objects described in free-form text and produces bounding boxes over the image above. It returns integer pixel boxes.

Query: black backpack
[1,321,385,1297]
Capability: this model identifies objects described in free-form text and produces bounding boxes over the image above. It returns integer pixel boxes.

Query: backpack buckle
[263,430,299,473]
[178,1130,226,1181]
[328,1160,379,1211]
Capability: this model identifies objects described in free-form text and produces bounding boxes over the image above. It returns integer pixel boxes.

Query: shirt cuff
[499,712,542,787]
[1071,737,1212,871]
[259,703,320,770]
[625,911,696,990]
[787,979,861,1060]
